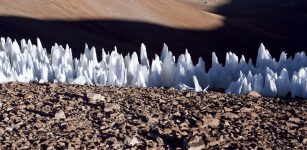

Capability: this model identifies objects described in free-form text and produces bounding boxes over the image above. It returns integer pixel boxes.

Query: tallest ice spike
[256,43,272,68]
[140,43,150,68]
[37,38,43,50]
[160,43,169,62]
[211,52,219,67]
[90,46,98,66]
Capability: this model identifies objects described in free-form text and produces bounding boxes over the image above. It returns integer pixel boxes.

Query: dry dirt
[0,83,306,149]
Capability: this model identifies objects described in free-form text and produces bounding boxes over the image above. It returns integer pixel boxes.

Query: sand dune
[0,0,224,29]
[0,0,305,63]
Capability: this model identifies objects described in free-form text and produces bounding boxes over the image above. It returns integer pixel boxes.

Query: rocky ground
[0,83,306,149]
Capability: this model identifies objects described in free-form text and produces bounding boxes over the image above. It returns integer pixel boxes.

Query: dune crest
[0,0,224,29]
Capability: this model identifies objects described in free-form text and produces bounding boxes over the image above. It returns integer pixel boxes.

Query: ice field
[1,37,307,98]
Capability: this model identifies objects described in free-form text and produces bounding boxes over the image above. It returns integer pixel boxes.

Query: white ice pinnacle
[1,37,307,98]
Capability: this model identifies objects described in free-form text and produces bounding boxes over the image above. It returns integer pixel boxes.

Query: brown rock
[250,112,258,118]
[209,94,218,99]
[172,100,179,105]
[224,120,230,126]
[240,107,254,113]
[222,112,239,119]
[55,110,66,119]
[207,141,220,147]
[148,117,159,124]
[163,128,172,134]
[188,135,205,150]
[26,104,35,109]
[67,125,77,132]
[247,91,261,98]
[34,121,45,128]
[289,118,301,124]
[286,122,298,128]
[129,136,139,146]
[223,107,232,112]
[202,117,220,128]
[87,93,105,103]
[173,111,181,117]
[104,103,120,112]
[24,94,33,99]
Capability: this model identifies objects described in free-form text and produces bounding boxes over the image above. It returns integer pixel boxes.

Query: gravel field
[0,83,306,149]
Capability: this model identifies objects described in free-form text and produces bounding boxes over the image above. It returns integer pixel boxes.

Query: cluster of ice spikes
[1,37,307,98]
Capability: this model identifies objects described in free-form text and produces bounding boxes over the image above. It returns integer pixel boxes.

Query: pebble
[247,91,261,98]
[55,110,66,119]
[188,136,205,149]
[87,93,105,103]
[289,117,301,124]
[222,112,239,119]
[202,116,220,128]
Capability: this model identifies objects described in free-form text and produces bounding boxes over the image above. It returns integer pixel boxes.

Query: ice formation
[1,37,307,98]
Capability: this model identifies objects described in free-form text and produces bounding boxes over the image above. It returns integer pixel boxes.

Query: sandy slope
[0,0,224,29]
[0,0,305,63]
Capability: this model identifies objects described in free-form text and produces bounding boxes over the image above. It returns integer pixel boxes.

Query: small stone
[156,137,164,145]
[286,122,298,128]
[207,141,220,147]
[129,136,139,146]
[163,128,172,134]
[67,125,77,132]
[240,107,253,113]
[209,94,218,99]
[289,117,300,124]
[159,99,166,103]
[48,84,58,88]
[104,103,120,112]
[224,120,230,126]
[247,91,261,98]
[188,136,205,150]
[202,117,220,128]
[148,117,159,124]
[303,138,307,144]
[24,94,33,99]
[17,105,27,109]
[88,93,105,103]
[222,112,239,119]
[173,111,181,117]
[252,104,262,110]
[34,122,45,128]
[5,127,13,131]
[250,112,258,118]
[26,104,35,109]
[172,100,179,105]
[55,110,66,119]
[186,93,191,97]
[6,107,13,111]
[223,107,232,112]
[299,127,307,131]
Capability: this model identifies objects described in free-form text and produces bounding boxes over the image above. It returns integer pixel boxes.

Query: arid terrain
[0,83,306,149]
[0,0,306,62]
[0,1,307,149]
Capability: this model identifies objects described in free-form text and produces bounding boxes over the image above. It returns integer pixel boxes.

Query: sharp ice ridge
[1,37,307,98]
